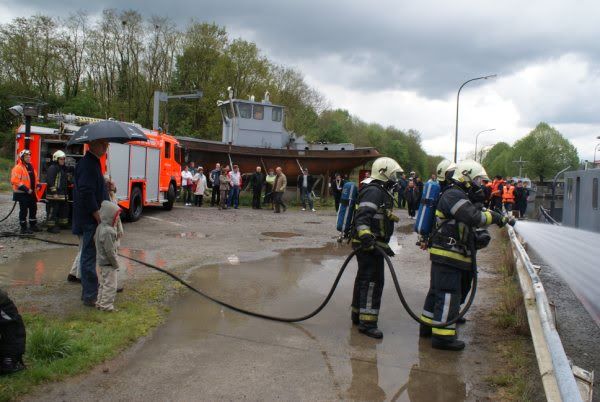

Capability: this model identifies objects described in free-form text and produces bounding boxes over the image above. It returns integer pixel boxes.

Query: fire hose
[0,202,17,223]
[0,232,476,329]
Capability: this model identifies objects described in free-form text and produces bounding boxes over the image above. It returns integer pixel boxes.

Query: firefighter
[10,149,40,234]
[46,150,72,233]
[0,289,26,375]
[419,160,510,350]
[351,157,403,339]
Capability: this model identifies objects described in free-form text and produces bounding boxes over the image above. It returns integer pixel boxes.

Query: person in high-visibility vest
[10,150,40,234]
[502,180,516,213]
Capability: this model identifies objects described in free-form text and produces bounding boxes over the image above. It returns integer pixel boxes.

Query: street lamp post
[474,128,496,162]
[453,74,497,163]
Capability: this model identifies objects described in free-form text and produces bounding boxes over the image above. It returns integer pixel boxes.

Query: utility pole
[513,156,528,178]
[153,90,203,131]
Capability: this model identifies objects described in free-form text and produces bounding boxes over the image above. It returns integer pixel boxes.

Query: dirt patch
[261,231,302,238]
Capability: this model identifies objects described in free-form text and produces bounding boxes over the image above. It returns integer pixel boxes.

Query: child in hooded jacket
[95,200,122,311]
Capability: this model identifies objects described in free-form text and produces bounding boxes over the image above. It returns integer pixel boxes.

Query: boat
[176,91,379,184]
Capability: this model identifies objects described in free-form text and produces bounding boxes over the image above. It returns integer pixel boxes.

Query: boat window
[567,178,573,201]
[238,103,251,119]
[593,178,599,210]
[164,142,171,159]
[253,105,264,120]
[272,107,282,122]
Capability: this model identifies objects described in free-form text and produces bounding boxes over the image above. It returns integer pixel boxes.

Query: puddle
[0,246,167,287]
[261,232,302,238]
[164,232,209,239]
[396,223,415,234]
[0,247,78,286]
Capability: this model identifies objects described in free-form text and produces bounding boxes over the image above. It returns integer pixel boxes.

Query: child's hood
[99,200,121,226]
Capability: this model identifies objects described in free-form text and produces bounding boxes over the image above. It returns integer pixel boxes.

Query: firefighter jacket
[352,181,396,252]
[429,185,494,270]
[46,163,72,200]
[502,185,515,204]
[11,159,37,200]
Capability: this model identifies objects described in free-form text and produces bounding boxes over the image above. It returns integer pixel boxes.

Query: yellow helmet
[370,157,403,182]
[452,159,489,184]
[436,159,457,182]
[53,150,66,161]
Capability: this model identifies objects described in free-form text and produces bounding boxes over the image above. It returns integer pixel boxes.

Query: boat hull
[177,137,379,184]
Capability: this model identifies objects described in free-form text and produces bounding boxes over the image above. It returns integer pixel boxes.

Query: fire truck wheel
[126,187,143,222]
[163,182,175,211]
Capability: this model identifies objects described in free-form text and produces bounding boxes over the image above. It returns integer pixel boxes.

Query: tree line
[0,10,441,176]
[481,122,579,182]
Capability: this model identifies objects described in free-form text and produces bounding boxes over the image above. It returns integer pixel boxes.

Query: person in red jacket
[10,150,40,234]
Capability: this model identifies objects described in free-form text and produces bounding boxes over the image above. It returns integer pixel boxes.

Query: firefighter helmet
[52,150,66,161]
[370,157,404,182]
[436,159,457,182]
[18,149,31,159]
[452,159,489,184]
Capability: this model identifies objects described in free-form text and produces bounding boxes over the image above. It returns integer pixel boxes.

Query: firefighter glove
[490,210,507,227]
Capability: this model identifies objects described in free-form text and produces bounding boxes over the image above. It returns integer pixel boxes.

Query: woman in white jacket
[192,166,208,207]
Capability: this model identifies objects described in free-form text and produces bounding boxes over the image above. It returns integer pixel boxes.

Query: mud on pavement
[0,197,539,401]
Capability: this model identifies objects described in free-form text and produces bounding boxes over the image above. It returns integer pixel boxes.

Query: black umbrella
[67,120,148,146]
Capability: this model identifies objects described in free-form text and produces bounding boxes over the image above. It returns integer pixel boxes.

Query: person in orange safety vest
[502,180,516,212]
[10,149,40,234]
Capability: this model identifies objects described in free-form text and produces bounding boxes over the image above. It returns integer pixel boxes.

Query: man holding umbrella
[70,120,147,307]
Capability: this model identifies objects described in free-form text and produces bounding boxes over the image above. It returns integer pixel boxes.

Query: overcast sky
[2,0,600,162]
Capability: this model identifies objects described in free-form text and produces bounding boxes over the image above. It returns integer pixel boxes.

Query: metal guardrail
[507,226,587,402]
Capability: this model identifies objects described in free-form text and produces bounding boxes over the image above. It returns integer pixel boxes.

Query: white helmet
[18,149,31,159]
[452,159,489,185]
[53,150,66,161]
[370,157,404,182]
[436,159,457,182]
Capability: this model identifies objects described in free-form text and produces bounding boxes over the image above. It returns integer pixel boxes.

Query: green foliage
[27,327,74,362]
[0,157,13,192]
[482,124,579,181]
[0,278,168,401]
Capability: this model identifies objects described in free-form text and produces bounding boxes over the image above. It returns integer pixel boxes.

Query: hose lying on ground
[0,232,476,328]
[0,202,17,223]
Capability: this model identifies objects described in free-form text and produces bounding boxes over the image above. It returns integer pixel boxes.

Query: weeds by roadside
[485,228,542,402]
[0,277,171,402]
[0,158,12,193]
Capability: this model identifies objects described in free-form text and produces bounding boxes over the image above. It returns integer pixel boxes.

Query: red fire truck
[14,114,181,221]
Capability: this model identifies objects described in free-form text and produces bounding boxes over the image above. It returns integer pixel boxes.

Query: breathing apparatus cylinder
[414,180,441,237]
[336,181,358,237]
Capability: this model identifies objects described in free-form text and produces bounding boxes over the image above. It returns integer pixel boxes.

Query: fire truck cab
[15,119,181,222]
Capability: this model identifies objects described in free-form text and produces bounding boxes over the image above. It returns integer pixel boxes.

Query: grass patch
[0,157,12,193]
[0,277,170,402]
[485,228,542,401]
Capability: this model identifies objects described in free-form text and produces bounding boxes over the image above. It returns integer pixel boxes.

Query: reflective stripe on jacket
[11,160,36,193]
[429,185,493,270]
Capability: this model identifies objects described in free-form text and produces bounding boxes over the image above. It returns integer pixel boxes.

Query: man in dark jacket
[249,166,265,209]
[72,140,109,307]
[0,289,26,375]
[297,168,316,211]
[209,163,221,207]
[331,173,345,211]
[46,150,72,233]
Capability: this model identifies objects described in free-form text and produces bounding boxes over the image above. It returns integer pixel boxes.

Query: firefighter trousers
[17,196,37,228]
[47,200,69,228]
[351,249,384,327]
[420,262,462,340]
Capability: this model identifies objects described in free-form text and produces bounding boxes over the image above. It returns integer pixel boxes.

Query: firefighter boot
[19,224,32,235]
[431,337,465,351]
[358,324,383,339]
